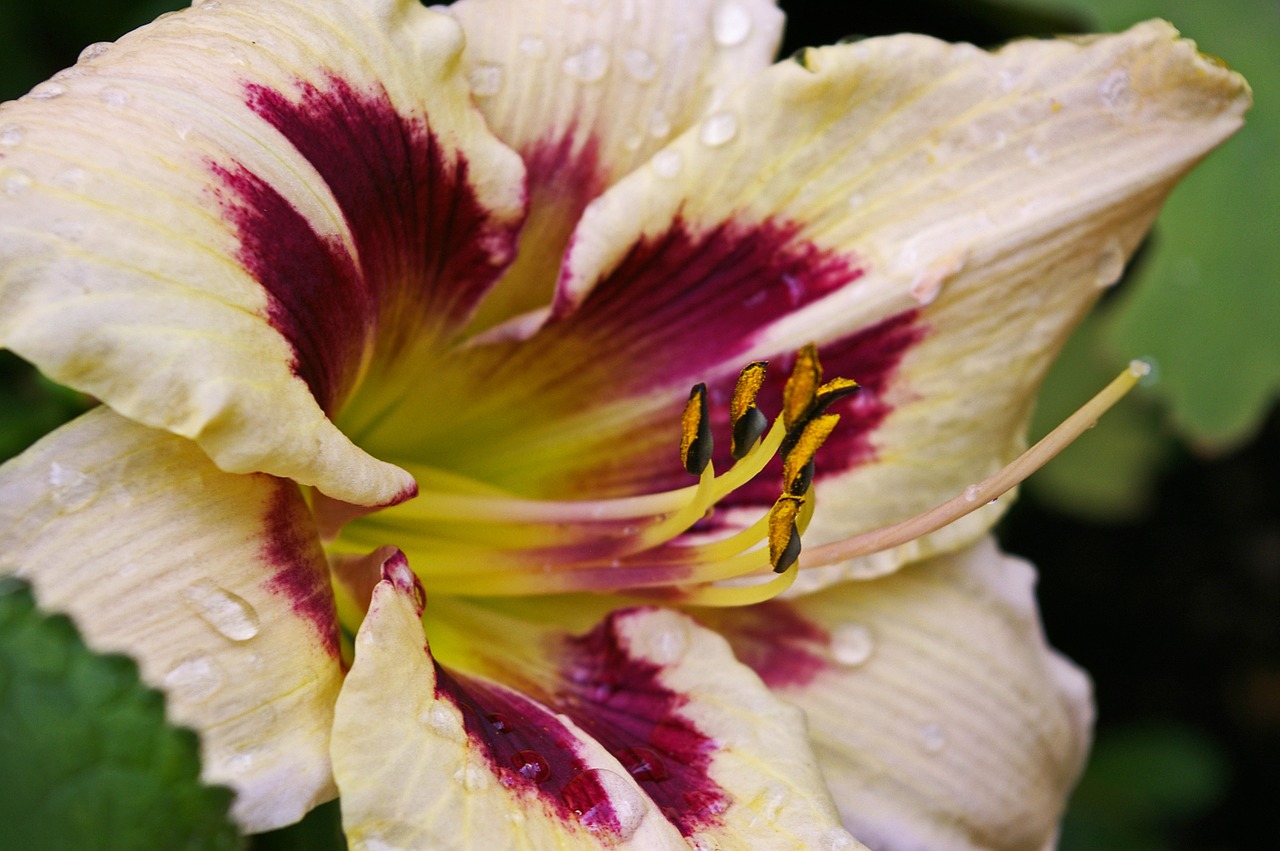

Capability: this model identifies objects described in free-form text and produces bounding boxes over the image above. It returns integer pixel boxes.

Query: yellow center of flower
[328,346,856,608]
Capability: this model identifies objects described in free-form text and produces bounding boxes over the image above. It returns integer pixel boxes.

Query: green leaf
[1015,0,1280,447]
[0,577,239,851]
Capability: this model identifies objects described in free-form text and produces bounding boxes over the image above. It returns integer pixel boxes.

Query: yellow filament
[802,361,1150,568]
[679,563,800,607]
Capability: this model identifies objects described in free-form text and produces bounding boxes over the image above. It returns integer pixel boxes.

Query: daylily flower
[0,0,1249,847]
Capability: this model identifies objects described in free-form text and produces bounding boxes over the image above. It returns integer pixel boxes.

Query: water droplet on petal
[2,168,33,198]
[1099,69,1135,114]
[455,762,491,790]
[652,149,683,179]
[184,580,260,641]
[1095,237,1126,288]
[699,110,738,147]
[909,249,967,305]
[963,484,981,503]
[519,35,549,59]
[919,722,947,753]
[631,617,689,665]
[689,833,723,851]
[847,192,865,210]
[758,783,788,822]
[562,42,609,83]
[0,124,22,147]
[647,108,671,139]
[469,63,504,97]
[712,1,753,46]
[419,703,466,743]
[29,81,67,101]
[1024,143,1046,167]
[622,47,658,82]
[98,86,131,108]
[48,462,99,511]
[164,653,224,703]
[564,768,646,840]
[830,622,874,666]
[78,42,112,63]
[512,749,552,782]
[196,0,222,9]
[619,746,669,781]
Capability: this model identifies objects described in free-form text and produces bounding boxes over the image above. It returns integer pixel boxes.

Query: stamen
[782,413,840,495]
[782,343,822,430]
[768,494,805,572]
[730,361,770,459]
[801,361,1152,568]
[680,383,713,475]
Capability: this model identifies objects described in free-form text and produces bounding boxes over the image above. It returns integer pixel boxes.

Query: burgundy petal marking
[550,217,862,396]
[552,610,726,837]
[435,666,634,837]
[215,76,518,409]
[260,481,340,658]
[708,601,832,690]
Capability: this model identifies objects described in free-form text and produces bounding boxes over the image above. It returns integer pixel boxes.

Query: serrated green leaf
[0,577,240,851]
[1015,0,1280,447]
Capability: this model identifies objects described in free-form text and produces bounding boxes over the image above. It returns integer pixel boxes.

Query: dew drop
[622,47,658,82]
[512,749,552,782]
[519,35,549,59]
[2,168,33,198]
[419,703,466,743]
[226,748,259,774]
[78,42,112,63]
[564,768,646,840]
[1024,143,1046,167]
[164,653,224,703]
[184,580,260,641]
[647,108,671,139]
[29,81,67,101]
[0,124,22,147]
[688,833,723,851]
[454,762,491,790]
[633,617,689,665]
[758,783,788,822]
[562,42,609,83]
[830,622,874,667]
[98,86,132,108]
[919,722,947,753]
[652,149,683,179]
[698,110,738,147]
[963,484,981,503]
[48,462,99,511]
[712,1,753,47]
[197,0,222,9]
[622,132,643,151]
[469,63,504,97]
[908,249,967,305]
[847,192,865,210]
[1099,69,1135,113]
[1095,237,1126,288]
[619,745,669,781]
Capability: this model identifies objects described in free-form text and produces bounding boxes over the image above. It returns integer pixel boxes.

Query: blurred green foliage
[0,578,239,850]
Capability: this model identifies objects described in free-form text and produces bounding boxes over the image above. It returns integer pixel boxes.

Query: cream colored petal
[0,407,343,832]
[0,0,525,506]
[331,570,687,850]
[414,598,861,850]
[450,0,783,330]
[705,537,1092,850]
[554,21,1247,586]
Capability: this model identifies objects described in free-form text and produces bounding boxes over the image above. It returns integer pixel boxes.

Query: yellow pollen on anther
[730,361,770,459]
[782,413,840,495]
[680,383,712,475]
[768,494,805,573]
[782,343,823,430]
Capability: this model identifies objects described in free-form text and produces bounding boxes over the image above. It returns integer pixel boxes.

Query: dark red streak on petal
[705,600,832,690]
[211,163,362,413]
[216,76,517,409]
[553,610,726,837]
[259,481,341,658]
[436,666,631,837]
[548,217,862,397]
